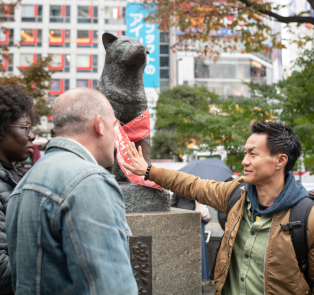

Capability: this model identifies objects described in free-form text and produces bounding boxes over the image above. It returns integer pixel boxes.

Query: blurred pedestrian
[172,194,212,282]
[0,85,35,294]
[6,88,137,295]
[124,120,313,295]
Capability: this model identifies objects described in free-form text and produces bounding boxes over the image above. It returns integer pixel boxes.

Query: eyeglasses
[10,124,34,136]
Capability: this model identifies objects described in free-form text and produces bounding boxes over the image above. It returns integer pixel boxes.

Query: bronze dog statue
[96,33,151,182]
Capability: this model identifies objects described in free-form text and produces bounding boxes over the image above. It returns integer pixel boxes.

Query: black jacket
[172,193,210,224]
[0,163,25,294]
[171,193,195,210]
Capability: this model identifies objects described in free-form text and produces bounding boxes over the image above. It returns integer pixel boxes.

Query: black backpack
[210,182,314,292]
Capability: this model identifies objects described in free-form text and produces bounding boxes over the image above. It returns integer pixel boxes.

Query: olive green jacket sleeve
[148,165,245,212]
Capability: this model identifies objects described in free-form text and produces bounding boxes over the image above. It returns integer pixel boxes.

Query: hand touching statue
[122,142,149,176]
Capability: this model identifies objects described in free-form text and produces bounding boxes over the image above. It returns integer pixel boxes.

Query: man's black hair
[251,120,302,174]
[0,85,34,136]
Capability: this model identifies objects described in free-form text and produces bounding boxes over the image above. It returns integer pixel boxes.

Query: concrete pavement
[202,281,215,295]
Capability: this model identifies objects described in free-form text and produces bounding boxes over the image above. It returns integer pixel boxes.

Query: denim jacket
[6,137,137,295]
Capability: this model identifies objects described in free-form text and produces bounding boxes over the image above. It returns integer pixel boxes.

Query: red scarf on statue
[114,107,163,191]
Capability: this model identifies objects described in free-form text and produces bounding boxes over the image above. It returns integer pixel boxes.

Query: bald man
[5,88,138,295]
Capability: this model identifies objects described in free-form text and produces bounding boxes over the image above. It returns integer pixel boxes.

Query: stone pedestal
[121,184,171,213]
[126,208,202,295]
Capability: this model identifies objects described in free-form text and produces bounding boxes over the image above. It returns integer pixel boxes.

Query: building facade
[1,0,281,132]
[177,51,274,99]
[0,0,171,132]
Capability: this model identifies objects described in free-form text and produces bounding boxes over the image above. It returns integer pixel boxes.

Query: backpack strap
[209,181,246,280]
[226,182,247,218]
[280,195,314,292]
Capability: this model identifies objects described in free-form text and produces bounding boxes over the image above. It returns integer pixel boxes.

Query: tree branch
[238,0,314,24]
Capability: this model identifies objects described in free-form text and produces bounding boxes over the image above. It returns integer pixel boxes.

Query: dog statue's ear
[145,46,150,54]
[102,33,118,48]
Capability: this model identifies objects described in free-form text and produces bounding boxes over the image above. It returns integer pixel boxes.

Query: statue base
[120,183,171,213]
[126,208,202,295]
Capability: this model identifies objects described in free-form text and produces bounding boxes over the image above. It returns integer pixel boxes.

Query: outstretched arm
[123,142,244,212]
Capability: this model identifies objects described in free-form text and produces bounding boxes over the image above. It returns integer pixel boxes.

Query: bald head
[53,87,110,137]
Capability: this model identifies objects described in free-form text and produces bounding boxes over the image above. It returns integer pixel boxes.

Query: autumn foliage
[144,0,314,59]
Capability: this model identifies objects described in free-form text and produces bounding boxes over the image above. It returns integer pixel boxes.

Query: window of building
[77,55,90,68]
[160,80,170,90]
[77,30,89,43]
[21,29,34,41]
[76,54,97,73]
[0,53,13,72]
[21,5,34,17]
[65,54,70,72]
[237,60,251,80]
[77,30,98,48]
[20,53,41,68]
[194,81,250,99]
[160,56,169,68]
[250,60,266,77]
[160,45,169,55]
[7,29,13,46]
[21,4,42,22]
[76,79,88,88]
[49,29,70,47]
[78,6,98,23]
[50,79,61,92]
[160,32,169,43]
[160,69,169,79]
[160,31,170,91]
[104,7,125,25]
[49,30,62,43]
[194,58,210,79]
[51,55,62,68]
[78,6,89,18]
[7,54,13,72]
[20,53,34,67]
[8,29,13,46]
[212,63,237,79]
[49,79,70,97]
[0,30,6,42]
[21,29,42,47]
[194,58,251,80]
[50,5,70,23]
[65,79,70,91]
[0,4,15,21]
[50,5,61,17]
[92,55,98,73]
[0,54,6,70]
[76,79,97,88]
[48,54,70,72]
[1,29,14,46]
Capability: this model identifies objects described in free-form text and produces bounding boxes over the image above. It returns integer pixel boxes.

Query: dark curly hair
[251,120,302,174]
[0,85,34,136]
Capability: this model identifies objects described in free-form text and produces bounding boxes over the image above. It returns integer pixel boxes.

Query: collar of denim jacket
[46,137,98,165]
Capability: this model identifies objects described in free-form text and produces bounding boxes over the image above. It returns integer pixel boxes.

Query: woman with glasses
[0,85,35,294]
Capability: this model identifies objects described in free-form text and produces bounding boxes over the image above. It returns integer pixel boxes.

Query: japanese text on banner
[126,3,159,88]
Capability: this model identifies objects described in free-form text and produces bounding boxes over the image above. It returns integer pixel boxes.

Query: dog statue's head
[102,33,150,68]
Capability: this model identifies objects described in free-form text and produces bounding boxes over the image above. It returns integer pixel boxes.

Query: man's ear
[102,33,118,49]
[277,153,289,171]
[94,115,105,137]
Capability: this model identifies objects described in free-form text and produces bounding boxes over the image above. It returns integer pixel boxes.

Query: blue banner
[126,3,159,88]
